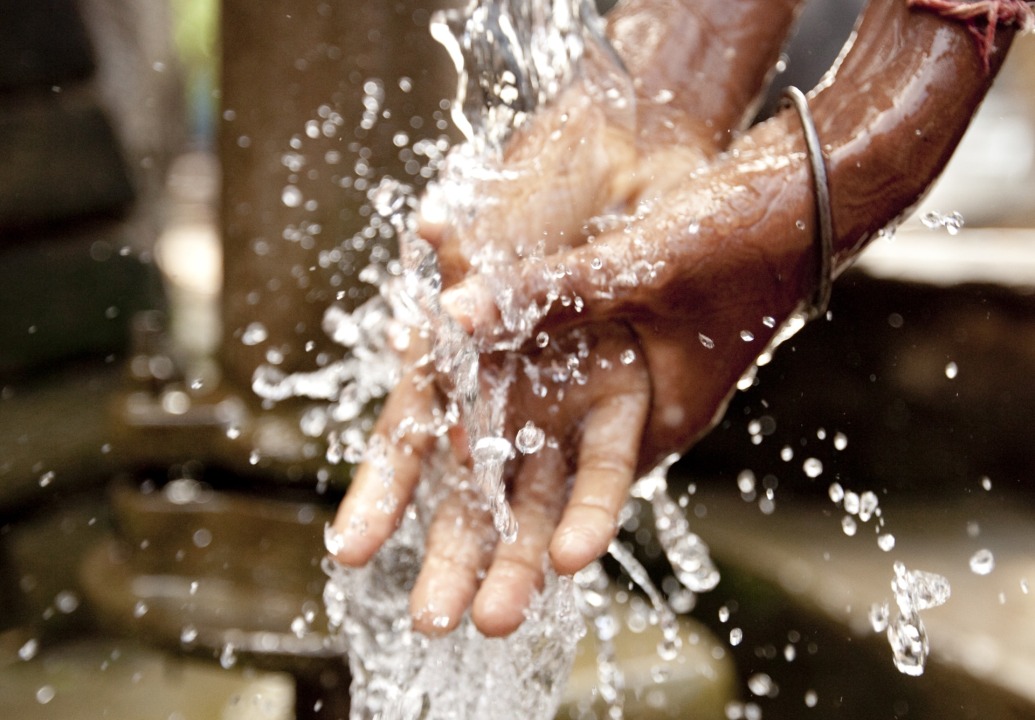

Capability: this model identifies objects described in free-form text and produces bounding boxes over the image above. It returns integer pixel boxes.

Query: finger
[439,232,629,341]
[330,362,436,566]
[607,0,806,149]
[420,91,629,289]
[472,444,567,637]
[550,372,650,576]
[410,480,496,636]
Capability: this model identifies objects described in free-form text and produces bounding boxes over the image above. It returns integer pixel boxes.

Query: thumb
[439,244,611,342]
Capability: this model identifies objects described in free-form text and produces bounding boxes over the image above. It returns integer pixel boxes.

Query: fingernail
[440,286,476,333]
[326,512,373,566]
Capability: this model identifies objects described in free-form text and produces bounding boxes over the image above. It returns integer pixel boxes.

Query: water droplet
[619,349,636,365]
[969,548,995,576]
[762,316,776,328]
[980,476,992,491]
[844,491,860,515]
[535,331,549,348]
[747,673,776,698]
[895,563,951,610]
[869,602,890,632]
[944,361,958,379]
[687,219,700,234]
[828,482,844,504]
[729,627,743,646]
[740,330,755,342]
[133,601,149,618]
[920,210,964,235]
[472,436,514,464]
[878,533,896,552]
[652,88,675,104]
[698,333,714,349]
[841,516,857,536]
[650,665,670,683]
[36,685,56,705]
[55,590,79,614]
[220,642,237,669]
[19,638,39,661]
[718,606,730,623]
[192,528,213,548]
[780,446,794,462]
[657,636,680,661]
[281,185,303,208]
[802,458,823,478]
[804,690,818,708]
[241,321,268,346]
[858,491,879,522]
[737,470,756,494]
[180,624,198,644]
[515,421,545,454]
[38,471,55,488]
[833,432,848,450]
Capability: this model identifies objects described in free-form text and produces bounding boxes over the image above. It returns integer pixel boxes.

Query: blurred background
[0,1,1033,718]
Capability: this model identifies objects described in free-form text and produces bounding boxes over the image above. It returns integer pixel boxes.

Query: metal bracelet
[782,86,833,321]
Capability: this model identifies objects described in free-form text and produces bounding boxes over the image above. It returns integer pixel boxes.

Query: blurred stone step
[687,487,1035,718]
[0,636,294,720]
[0,95,134,231]
[0,0,94,92]
[0,232,163,374]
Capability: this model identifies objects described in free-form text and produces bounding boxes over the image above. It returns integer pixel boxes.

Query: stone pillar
[219,0,458,395]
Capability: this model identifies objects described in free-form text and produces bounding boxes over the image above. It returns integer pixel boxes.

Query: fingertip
[440,286,476,334]
[410,572,475,637]
[549,507,617,576]
[328,500,388,568]
[472,564,538,637]
[411,601,462,637]
[440,278,496,336]
[417,184,448,247]
[472,590,527,638]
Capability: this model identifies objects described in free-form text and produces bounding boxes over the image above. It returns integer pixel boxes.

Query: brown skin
[331,0,1015,637]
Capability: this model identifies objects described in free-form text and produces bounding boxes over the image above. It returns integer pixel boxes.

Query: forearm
[693,0,1019,334]
[607,0,808,147]
[771,0,1013,272]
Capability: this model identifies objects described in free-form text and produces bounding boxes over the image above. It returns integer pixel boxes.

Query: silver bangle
[782,86,834,321]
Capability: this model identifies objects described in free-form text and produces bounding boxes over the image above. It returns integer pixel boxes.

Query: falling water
[254,0,944,717]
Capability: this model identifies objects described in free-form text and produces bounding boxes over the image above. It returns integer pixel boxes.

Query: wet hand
[330,0,1016,636]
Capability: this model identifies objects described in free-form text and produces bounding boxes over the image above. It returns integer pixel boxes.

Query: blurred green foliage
[170,0,218,140]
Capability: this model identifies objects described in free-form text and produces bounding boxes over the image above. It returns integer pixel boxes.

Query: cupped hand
[330,0,1014,636]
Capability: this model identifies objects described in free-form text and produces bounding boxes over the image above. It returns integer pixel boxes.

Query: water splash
[431,0,618,156]
[877,561,951,676]
[244,0,729,716]
[919,210,964,235]
[632,455,720,594]
[324,466,584,720]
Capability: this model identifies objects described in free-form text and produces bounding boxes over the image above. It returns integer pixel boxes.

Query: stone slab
[0,0,94,91]
[0,96,133,231]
